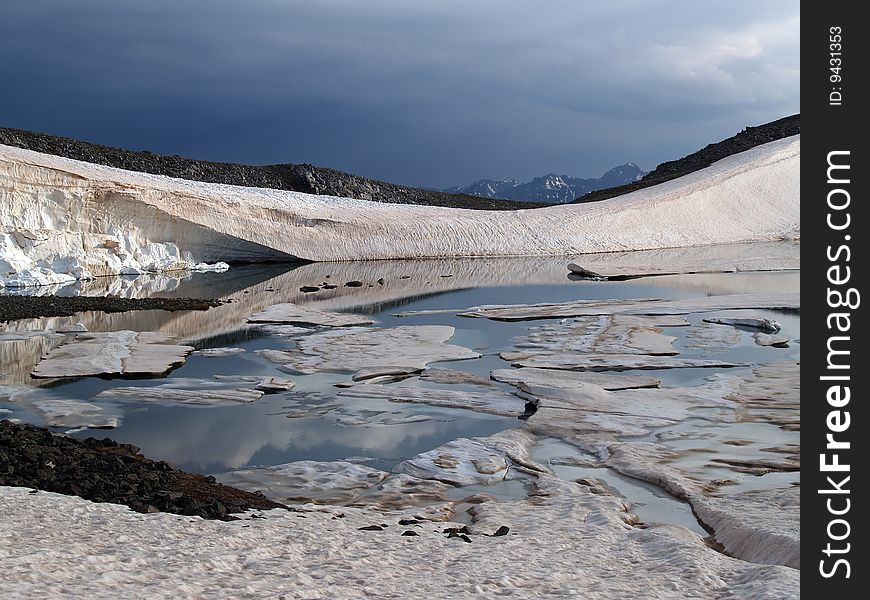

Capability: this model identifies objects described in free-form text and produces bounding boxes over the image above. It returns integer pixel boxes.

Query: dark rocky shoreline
[0,296,223,323]
[0,421,285,520]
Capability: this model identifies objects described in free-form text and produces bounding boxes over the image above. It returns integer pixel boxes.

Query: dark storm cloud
[0,0,799,188]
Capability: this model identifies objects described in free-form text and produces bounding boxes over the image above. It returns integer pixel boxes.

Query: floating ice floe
[95,376,271,406]
[754,332,790,347]
[490,367,661,391]
[724,361,800,431]
[702,317,782,332]
[396,439,513,486]
[191,261,230,272]
[216,460,451,508]
[337,379,528,417]
[191,347,246,357]
[31,331,193,379]
[256,325,479,376]
[510,315,685,356]
[418,368,495,387]
[500,352,748,371]
[248,303,374,327]
[0,385,122,431]
[565,242,800,280]
[516,378,736,453]
[683,321,743,354]
[458,293,799,321]
[395,430,547,487]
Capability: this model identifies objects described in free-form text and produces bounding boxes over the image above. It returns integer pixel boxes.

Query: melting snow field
[1,135,798,288]
[0,254,800,598]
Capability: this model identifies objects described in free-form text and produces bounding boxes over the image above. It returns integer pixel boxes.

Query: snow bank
[0,481,798,599]
[1,136,799,285]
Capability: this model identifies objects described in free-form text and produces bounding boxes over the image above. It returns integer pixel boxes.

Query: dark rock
[0,420,285,521]
[398,519,420,526]
[0,296,222,323]
[358,525,384,531]
[345,281,363,288]
[401,530,419,536]
[492,526,510,537]
[300,286,320,293]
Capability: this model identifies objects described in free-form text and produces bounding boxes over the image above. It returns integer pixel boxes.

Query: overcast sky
[0,1,799,188]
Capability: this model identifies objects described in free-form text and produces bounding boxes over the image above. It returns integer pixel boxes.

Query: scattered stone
[444,525,471,535]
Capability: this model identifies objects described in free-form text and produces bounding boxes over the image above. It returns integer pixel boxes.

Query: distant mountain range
[444,163,645,204]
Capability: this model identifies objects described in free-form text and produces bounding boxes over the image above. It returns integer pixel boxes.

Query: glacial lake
[1,256,800,528]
